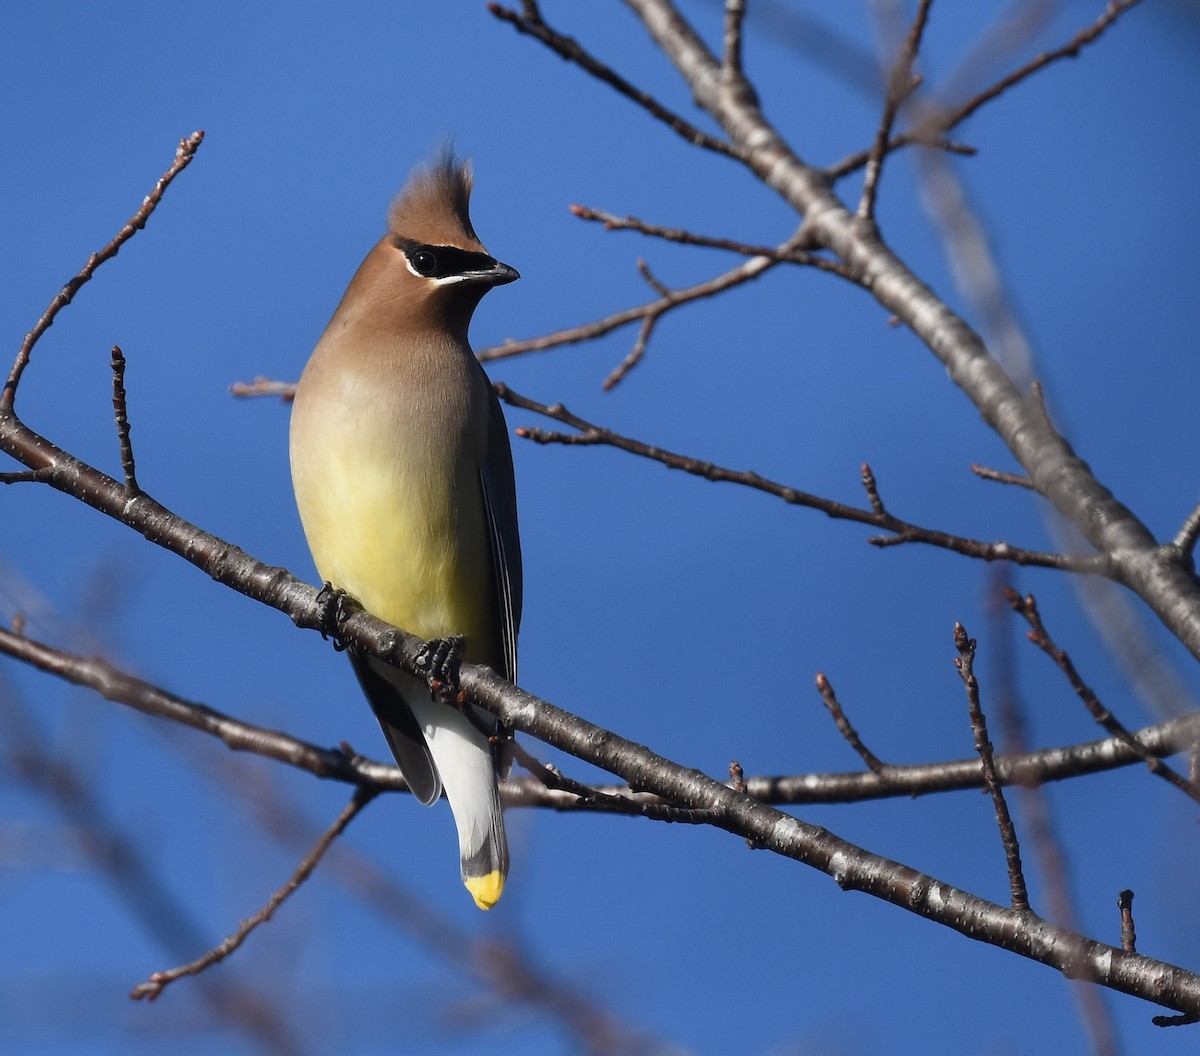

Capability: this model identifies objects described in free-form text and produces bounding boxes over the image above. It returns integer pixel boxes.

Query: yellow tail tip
[465,870,505,910]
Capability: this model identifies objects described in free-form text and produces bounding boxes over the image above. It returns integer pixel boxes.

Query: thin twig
[510,739,713,822]
[1118,890,1137,954]
[816,673,887,773]
[1173,499,1200,556]
[828,0,1145,181]
[860,463,885,514]
[131,786,377,1001]
[954,621,1030,913]
[972,463,1034,489]
[1152,1011,1200,1029]
[2,131,204,411]
[722,0,747,82]
[498,383,1110,575]
[478,250,787,371]
[229,376,297,402]
[110,346,139,494]
[487,1,739,158]
[0,661,298,1052]
[1006,589,1200,804]
[983,570,1120,1056]
[859,0,934,219]
[569,205,857,279]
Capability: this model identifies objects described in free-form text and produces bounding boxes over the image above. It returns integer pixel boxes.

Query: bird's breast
[289,335,496,655]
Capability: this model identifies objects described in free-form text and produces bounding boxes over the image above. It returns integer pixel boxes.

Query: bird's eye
[410,249,437,275]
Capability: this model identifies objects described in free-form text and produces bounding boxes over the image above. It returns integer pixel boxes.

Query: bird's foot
[315,582,353,652]
[416,635,465,702]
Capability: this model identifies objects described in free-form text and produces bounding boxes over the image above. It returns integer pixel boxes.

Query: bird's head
[346,152,518,340]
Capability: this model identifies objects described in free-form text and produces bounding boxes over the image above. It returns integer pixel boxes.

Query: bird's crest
[388,151,482,250]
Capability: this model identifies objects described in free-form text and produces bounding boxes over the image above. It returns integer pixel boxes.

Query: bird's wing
[350,650,442,805]
[480,379,523,684]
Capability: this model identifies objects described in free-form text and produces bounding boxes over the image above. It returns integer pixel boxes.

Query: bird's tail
[408,690,509,909]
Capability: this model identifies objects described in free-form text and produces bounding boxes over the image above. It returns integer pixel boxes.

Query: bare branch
[972,463,1034,489]
[487,1,740,158]
[982,572,1120,1056]
[859,0,934,220]
[816,672,888,773]
[131,786,377,1002]
[569,204,858,278]
[2,131,204,411]
[478,248,786,371]
[6,618,1200,814]
[1173,499,1200,556]
[1118,890,1137,954]
[229,376,296,402]
[622,0,1200,660]
[110,346,139,493]
[954,621,1030,913]
[499,383,1110,575]
[1006,589,1200,804]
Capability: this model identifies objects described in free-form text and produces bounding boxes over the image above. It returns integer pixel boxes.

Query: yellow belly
[290,367,496,663]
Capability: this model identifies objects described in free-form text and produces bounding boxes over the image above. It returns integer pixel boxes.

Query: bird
[289,152,521,910]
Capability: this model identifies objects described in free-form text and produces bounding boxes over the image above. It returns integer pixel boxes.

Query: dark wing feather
[480,379,523,683]
[349,650,442,805]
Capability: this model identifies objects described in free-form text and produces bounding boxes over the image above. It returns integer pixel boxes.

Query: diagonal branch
[477,245,788,368]
[496,383,1109,575]
[3,131,204,411]
[569,204,857,277]
[130,787,377,1001]
[487,1,740,158]
[619,0,1200,663]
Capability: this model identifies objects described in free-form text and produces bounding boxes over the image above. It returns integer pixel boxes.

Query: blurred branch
[827,1,1145,180]
[229,377,296,401]
[858,0,933,220]
[204,754,691,1056]
[0,663,301,1055]
[496,383,1109,575]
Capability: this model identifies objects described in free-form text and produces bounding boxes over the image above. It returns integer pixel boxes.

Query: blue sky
[3,2,1200,1054]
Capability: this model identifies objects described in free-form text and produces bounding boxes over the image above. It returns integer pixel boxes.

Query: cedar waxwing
[289,153,521,910]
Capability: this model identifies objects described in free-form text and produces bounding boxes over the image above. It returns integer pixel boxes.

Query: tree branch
[619,0,1200,662]
[497,383,1109,575]
[2,131,204,411]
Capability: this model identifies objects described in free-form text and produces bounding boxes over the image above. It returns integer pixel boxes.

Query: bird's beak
[469,259,520,287]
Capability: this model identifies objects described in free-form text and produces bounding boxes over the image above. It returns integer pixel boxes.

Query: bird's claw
[416,635,465,702]
[316,583,353,652]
